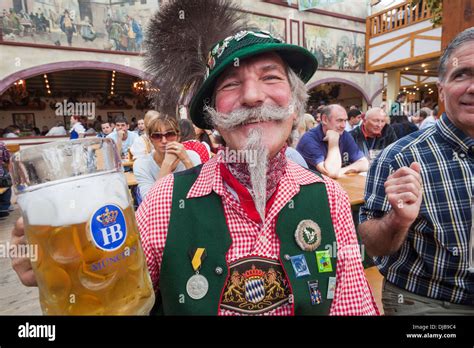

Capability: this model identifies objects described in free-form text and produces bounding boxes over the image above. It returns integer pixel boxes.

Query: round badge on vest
[295,219,322,252]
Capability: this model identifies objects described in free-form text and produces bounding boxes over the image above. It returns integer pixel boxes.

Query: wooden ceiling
[25,70,138,97]
[399,58,439,77]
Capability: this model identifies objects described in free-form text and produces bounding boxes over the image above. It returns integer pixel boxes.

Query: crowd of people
[5,0,473,317]
[293,97,442,179]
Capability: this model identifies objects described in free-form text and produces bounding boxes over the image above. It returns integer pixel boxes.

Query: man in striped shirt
[358,28,474,315]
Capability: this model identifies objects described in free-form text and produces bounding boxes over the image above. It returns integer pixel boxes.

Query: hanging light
[132,80,159,95]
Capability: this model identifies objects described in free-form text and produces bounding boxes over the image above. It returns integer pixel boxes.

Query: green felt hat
[189,30,318,129]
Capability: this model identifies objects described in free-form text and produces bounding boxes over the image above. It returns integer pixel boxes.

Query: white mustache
[205,103,293,130]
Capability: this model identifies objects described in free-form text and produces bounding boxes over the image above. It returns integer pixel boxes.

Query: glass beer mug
[10,138,155,315]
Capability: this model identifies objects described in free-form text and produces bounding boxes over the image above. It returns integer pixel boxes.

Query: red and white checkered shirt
[136,153,379,315]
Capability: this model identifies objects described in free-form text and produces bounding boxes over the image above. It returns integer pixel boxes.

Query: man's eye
[263,75,282,81]
[221,81,239,89]
[454,72,469,79]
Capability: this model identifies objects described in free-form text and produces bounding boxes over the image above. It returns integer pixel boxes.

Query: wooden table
[124,172,137,186]
[122,171,367,205]
[336,173,367,206]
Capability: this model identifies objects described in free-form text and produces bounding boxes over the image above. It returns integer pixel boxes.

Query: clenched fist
[384,162,423,229]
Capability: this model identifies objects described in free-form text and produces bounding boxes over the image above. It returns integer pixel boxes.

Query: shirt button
[215,267,223,275]
[284,254,290,261]
[259,236,268,244]
[459,153,466,159]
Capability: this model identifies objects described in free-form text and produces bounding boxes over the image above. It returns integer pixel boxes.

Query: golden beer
[12,139,155,315]
[26,206,153,315]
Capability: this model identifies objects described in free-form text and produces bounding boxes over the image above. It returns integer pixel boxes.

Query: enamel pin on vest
[295,220,322,252]
[186,248,209,300]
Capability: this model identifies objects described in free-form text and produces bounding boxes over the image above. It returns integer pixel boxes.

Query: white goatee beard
[245,127,268,223]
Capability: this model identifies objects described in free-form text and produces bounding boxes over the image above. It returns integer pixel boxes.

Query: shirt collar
[187,151,325,199]
[436,113,474,153]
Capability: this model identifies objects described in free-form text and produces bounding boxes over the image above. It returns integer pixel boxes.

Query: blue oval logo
[90,204,127,251]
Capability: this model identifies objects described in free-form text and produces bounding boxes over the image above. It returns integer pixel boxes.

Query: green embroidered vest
[157,165,337,315]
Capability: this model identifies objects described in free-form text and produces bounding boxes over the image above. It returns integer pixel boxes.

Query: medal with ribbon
[186,247,209,300]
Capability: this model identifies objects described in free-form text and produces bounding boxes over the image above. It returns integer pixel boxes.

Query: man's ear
[321,114,328,125]
[437,81,445,103]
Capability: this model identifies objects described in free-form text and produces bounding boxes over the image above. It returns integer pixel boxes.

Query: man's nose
[240,79,265,108]
[466,80,474,94]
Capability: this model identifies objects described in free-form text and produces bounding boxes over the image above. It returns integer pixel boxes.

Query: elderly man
[11,0,377,316]
[350,107,398,162]
[297,104,369,178]
[358,28,474,315]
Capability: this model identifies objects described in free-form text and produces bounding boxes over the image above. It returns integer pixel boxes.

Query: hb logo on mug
[90,204,127,251]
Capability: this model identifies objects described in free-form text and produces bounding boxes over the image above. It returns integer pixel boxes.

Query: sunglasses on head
[150,131,178,140]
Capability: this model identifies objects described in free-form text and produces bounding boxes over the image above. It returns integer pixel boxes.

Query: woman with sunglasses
[133,114,201,199]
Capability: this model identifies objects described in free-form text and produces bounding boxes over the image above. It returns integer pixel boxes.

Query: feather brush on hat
[143,0,247,117]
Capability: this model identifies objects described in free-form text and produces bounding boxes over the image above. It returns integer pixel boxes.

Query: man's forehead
[448,43,474,69]
[331,106,347,119]
[218,52,287,79]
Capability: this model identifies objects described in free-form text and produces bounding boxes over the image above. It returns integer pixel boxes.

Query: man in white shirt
[419,107,437,130]
[345,109,362,132]
[106,115,138,158]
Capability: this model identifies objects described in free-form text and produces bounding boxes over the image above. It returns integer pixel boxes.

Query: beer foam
[18,172,130,226]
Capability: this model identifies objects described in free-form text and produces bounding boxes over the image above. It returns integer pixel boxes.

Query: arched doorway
[0,61,145,95]
[0,61,150,136]
[306,78,370,110]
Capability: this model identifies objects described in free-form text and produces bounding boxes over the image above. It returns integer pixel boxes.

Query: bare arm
[157,142,194,179]
[339,157,369,176]
[158,154,179,179]
[316,130,342,178]
[358,162,423,256]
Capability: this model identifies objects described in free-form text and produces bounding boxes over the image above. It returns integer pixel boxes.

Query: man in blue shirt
[296,104,368,178]
[358,28,474,315]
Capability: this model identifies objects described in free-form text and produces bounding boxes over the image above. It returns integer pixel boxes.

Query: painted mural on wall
[0,0,160,52]
[304,23,365,71]
[299,0,368,19]
[246,12,286,42]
